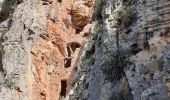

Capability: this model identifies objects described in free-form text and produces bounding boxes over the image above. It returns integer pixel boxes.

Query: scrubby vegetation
[112,2,136,27]
[101,49,131,81]
[92,0,136,81]
[121,5,135,27]
[92,0,106,21]
[100,1,136,81]
[93,22,102,34]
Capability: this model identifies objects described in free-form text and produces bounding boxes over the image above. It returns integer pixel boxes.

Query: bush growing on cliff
[113,4,136,27]
[122,5,135,26]
[93,0,106,21]
[93,22,102,34]
[101,50,130,81]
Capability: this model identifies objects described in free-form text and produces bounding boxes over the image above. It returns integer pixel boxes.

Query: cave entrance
[64,46,72,68]
[58,0,62,3]
[75,29,82,34]
[64,57,72,68]
[60,80,67,97]
[69,42,81,52]
[64,42,81,68]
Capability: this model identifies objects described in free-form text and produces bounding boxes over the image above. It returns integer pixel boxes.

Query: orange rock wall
[31,0,94,100]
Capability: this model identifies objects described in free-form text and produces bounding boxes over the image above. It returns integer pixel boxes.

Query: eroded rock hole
[129,43,142,55]
[64,42,81,68]
[143,41,150,50]
[60,80,67,97]
[75,29,82,34]
[42,2,48,5]
[146,31,154,39]
[58,0,62,3]
[16,0,23,4]
[64,57,72,68]
[64,46,72,68]
[68,42,81,52]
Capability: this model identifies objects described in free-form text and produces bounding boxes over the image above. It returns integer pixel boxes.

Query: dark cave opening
[60,80,67,97]
[68,42,81,52]
[64,42,81,68]
[75,29,82,34]
[58,0,62,3]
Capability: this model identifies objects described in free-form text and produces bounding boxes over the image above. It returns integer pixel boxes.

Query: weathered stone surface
[123,0,170,99]
[71,0,93,29]
[0,0,93,100]
[1,0,170,100]
[69,0,170,100]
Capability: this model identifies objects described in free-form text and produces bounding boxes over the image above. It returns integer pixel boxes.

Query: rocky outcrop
[0,0,93,100]
[69,0,170,100]
[0,0,170,100]
[71,0,93,30]
[31,0,94,99]
[68,0,133,99]
[124,0,170,99]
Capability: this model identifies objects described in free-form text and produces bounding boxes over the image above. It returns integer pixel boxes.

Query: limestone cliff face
[0,0,170,100]
[31,0,93,100]
[0,0,93,100]
[125,0,170,99]
[69,0,170,100]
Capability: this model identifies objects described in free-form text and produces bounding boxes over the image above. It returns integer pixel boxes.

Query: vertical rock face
[69,0,170,100]
[69,0,133,99]
[31,0,94,99]
[125,0,170,100]
[0,0,93,100]
[0,0,170,100]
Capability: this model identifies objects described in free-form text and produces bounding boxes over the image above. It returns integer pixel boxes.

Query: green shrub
[101,50,130,81]
[93,22,102,34]
[122,5,135,26]
[113,4,136,27]
[122,5,135,17]
[92,0,107,21]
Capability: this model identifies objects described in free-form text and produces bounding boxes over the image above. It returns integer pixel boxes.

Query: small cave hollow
[64,46,72,68]
[68,42,81,52]
[143,41,150,50]
[60,80,67,97]
[129,43,142,55]
[64,42,81,68]
[64,57,72,68]
[58,0,62,3]
[17,0,23,4]
[75,29,82,34]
